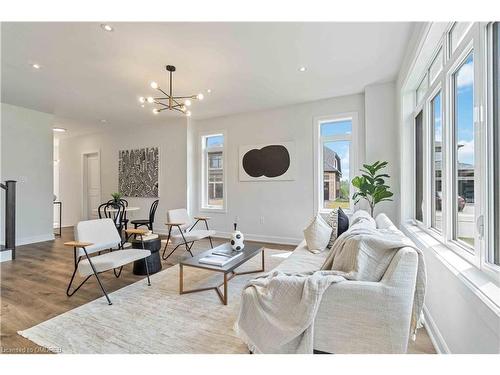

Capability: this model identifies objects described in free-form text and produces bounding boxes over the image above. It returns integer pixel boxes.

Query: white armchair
[161,208,215,260]
[65,218,152,305]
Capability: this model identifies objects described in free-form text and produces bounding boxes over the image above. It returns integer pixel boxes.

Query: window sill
[199,207,227,214]
[401,222,500,312]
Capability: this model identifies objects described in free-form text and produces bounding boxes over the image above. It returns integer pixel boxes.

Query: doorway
[82,152,101,220]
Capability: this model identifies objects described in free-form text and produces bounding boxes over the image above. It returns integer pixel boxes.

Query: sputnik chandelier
[138,65,204,117]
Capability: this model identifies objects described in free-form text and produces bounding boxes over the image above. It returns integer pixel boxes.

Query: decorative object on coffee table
[179,243,265,305]
[230,223,244,251]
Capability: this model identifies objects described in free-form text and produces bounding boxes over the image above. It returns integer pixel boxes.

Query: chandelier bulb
[184,99,192,107]
[139,96,145,103]
[147,97,154,103]
[197,93,204,100]
[186,111,192,117]
[152,108,159,114]
[150,81,159,89]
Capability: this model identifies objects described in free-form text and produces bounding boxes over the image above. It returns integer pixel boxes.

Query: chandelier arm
[154,101,169,108]
[172,95,197,100]
[173,107,186,114]
[157,88,171,98]
[154,97,169,101]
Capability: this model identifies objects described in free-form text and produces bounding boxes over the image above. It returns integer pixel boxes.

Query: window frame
[313,112,358,214]
[411,22,500,275]
[200,131,227,212]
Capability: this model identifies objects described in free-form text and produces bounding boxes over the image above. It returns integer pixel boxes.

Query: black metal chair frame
[66,234,151,305]
[107,198,129,230]
[132,199,159,231]
[161,218,213,261]
[99,202,128,246]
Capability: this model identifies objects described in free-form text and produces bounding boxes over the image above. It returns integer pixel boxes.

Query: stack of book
[199,245,243,266]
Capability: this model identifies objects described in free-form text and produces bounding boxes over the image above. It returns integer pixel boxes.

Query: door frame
[81,150,101,220]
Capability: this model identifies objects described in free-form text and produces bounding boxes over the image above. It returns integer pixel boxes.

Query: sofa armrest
[314,280,414,354]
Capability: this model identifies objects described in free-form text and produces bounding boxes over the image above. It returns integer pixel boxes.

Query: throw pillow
[325,208,350,248]
[303,214,332,253]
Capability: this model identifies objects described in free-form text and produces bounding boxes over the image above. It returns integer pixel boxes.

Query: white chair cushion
[168,229,215,244]
[303,214,332,253]
[78,249,151,277]
[168,208,191,232]
[75,218,122,256]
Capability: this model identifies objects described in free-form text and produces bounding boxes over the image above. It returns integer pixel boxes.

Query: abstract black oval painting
[242,145,290,178]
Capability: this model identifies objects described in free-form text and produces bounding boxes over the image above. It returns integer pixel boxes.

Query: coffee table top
[180,242,263,273]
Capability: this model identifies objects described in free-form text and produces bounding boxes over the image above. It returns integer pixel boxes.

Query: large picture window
[408,22,500,281]
[431,92,443,231]
[452,53,475,249]
[318,118,353,211]
[201,134,225,210]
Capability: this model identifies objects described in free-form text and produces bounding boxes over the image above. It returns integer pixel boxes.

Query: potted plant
[351,161,393,217]
[111,192,122,208]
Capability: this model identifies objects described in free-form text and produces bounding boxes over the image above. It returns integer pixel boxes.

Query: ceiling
[1,22,413,137]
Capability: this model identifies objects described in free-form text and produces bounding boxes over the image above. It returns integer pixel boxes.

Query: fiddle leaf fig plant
[351,161,393,217]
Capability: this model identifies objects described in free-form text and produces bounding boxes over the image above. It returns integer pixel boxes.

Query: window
[429,48,443,85]
[201,134,224,210]
[415,110,424,222]
[449,22,473,55]
[416,74,428,104]
[493,22,500,265]
[319,119,352,211]
[407,22,500,278]
[452,53,475,249]
[431,92,443,231]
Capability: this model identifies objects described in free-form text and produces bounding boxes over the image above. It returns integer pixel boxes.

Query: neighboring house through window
[201,133,225,210]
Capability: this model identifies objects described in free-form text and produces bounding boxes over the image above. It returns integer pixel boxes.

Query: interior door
[85,153,101,219]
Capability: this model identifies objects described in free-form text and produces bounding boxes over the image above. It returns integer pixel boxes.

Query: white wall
[0,103,54,245]
[397,22,500,353]
[189,94,366,244]
[364,82,399,223]
[58,119,187,233]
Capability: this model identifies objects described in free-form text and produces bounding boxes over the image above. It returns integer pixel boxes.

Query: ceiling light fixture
[53,127,67,133]
[207,89,212,93]
[139,65,203,116]
[32,63,41,69]
[298,66,307,72]
[101,24,114,32]
[100,119,107,124]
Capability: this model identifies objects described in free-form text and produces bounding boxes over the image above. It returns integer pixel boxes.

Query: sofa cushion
[303,214,332,254]
[274,240,330,274]
[349,209,376,231]
[324,208,350,248]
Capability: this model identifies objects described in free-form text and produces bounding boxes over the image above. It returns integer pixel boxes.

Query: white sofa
[263,212,419,354]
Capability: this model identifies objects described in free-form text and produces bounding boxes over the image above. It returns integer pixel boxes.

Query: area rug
[18,249,290,354]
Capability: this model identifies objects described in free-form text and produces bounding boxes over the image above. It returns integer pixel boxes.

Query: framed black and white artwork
[239,142,296,181]
[118,147,159,197]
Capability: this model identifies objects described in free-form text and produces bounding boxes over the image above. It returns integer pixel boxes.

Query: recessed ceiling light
[32,63,41,69]
[207,89,212,93]
[298,66,307,72]
[100,119,107,124]
[53,127,67,133]
[100,24,114,32]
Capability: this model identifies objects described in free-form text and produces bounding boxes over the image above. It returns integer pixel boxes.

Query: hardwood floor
[0,227,435,354]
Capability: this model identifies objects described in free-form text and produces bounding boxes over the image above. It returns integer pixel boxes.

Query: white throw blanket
[235,227,426,354]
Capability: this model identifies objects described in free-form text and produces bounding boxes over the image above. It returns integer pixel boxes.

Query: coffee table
[179,243,265,305]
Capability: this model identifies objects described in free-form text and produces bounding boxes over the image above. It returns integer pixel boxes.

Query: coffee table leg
[223,273,228,305]
[179,264,184,294]
[261,248,265,271]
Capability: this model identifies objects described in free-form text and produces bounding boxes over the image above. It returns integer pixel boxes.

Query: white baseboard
[153,228,302,247]
[0,249,12,263]
[422,305,451,354]
[17,233,55,246]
